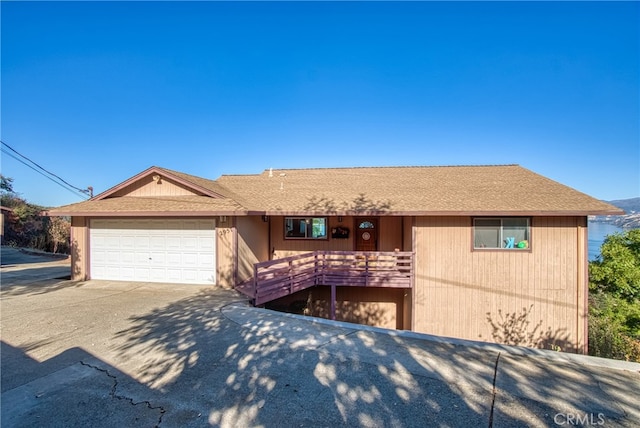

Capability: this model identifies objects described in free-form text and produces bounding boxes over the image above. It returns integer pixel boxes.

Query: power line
[1,147,89,200]
[1,148,88,200]
[1,140,91,196]
[0,140,92,200]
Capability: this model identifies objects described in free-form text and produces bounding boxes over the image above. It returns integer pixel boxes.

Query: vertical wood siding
[111,176,203,197]
[70,216,89,281]
[270,216,404,258]
[266,287,406,330]
[403,216,413,252]
[378,216,403,251]
[270,216,353,257]
[263,216,409,330]
[236,216,269,284]
[402,216,413,329]
[216,220,235,288]
[413,216,586,352]
[576,217,588,353]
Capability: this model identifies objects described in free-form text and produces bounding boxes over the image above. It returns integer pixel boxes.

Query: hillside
[590,197,640,228]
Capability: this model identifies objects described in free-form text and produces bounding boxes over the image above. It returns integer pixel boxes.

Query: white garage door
[90,219,216,284]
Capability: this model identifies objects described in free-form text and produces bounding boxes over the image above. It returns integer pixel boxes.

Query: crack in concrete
[80,361,166,427]
[488,352,501,428]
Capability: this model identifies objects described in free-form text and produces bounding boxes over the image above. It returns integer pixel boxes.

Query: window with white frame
[284,217,328,239]
[473,218,530,250]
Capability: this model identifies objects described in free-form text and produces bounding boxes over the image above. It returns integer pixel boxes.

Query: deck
[236,251,414,309]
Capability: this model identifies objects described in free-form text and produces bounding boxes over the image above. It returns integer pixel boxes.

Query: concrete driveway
[2,247,640,427]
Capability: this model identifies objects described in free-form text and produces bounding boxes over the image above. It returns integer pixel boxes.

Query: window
[474,218,530,250]
[285,217,328,239]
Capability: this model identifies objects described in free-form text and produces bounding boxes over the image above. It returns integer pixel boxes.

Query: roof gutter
[260,209,625,217]
[42,210,252,217]
[43,208,625,218]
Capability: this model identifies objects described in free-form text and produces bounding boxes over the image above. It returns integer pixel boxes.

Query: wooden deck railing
[238,251,414,306]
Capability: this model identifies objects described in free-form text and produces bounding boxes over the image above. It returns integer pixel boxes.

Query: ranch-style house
[46,164,623,353]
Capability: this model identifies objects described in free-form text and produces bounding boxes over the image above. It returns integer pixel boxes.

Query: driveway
[1,247,70,286]
[1,247,640,427]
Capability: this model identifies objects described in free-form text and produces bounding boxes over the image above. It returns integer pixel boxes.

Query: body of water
[588,222,625,261]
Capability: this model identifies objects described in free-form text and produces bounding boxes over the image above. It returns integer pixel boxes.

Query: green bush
[589,229,640,301]
[588,292,640,362]
[588,229,640,362]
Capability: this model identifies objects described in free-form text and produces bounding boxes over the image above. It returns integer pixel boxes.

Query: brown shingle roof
[216,165,622,215]
[154,167,247,201]
[47,165,623,216]
[45,195,247,216]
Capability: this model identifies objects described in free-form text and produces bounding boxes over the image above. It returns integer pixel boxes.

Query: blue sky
[2,1,639,207]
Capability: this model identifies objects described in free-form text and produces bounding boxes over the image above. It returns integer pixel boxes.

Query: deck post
[314,252,318,285]
[253,264,259,303]
[331,284,336,320]
[289,260,293,294]
[365,253,369,287]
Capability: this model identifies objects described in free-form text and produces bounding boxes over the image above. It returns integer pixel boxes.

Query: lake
[588,222,625,261]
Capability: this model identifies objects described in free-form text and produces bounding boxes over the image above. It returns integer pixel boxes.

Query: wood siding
[413,216,588,352]
[270,216,405,258]
[576,216,588,353]
[70,216,89,281]
[111,175,204,197]
[266,286,407,330]
[216,219,235,288]
[402,216,413,252]
[236,216,269,285]
[377,216,404,251]
[262,216,411,330]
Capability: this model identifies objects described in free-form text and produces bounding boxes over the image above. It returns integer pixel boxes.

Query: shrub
[589,292,640,362]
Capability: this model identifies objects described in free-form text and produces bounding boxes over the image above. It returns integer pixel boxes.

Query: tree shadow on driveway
[113,288,495,427]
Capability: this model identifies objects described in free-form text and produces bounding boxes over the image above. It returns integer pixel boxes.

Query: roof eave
[43,210,251,217]
[262,209,626,217]
[45,208,625,217]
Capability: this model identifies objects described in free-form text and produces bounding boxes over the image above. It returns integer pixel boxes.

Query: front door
[355,218,378,251]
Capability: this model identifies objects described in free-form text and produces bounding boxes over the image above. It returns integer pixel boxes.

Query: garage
[90,218,216,284]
